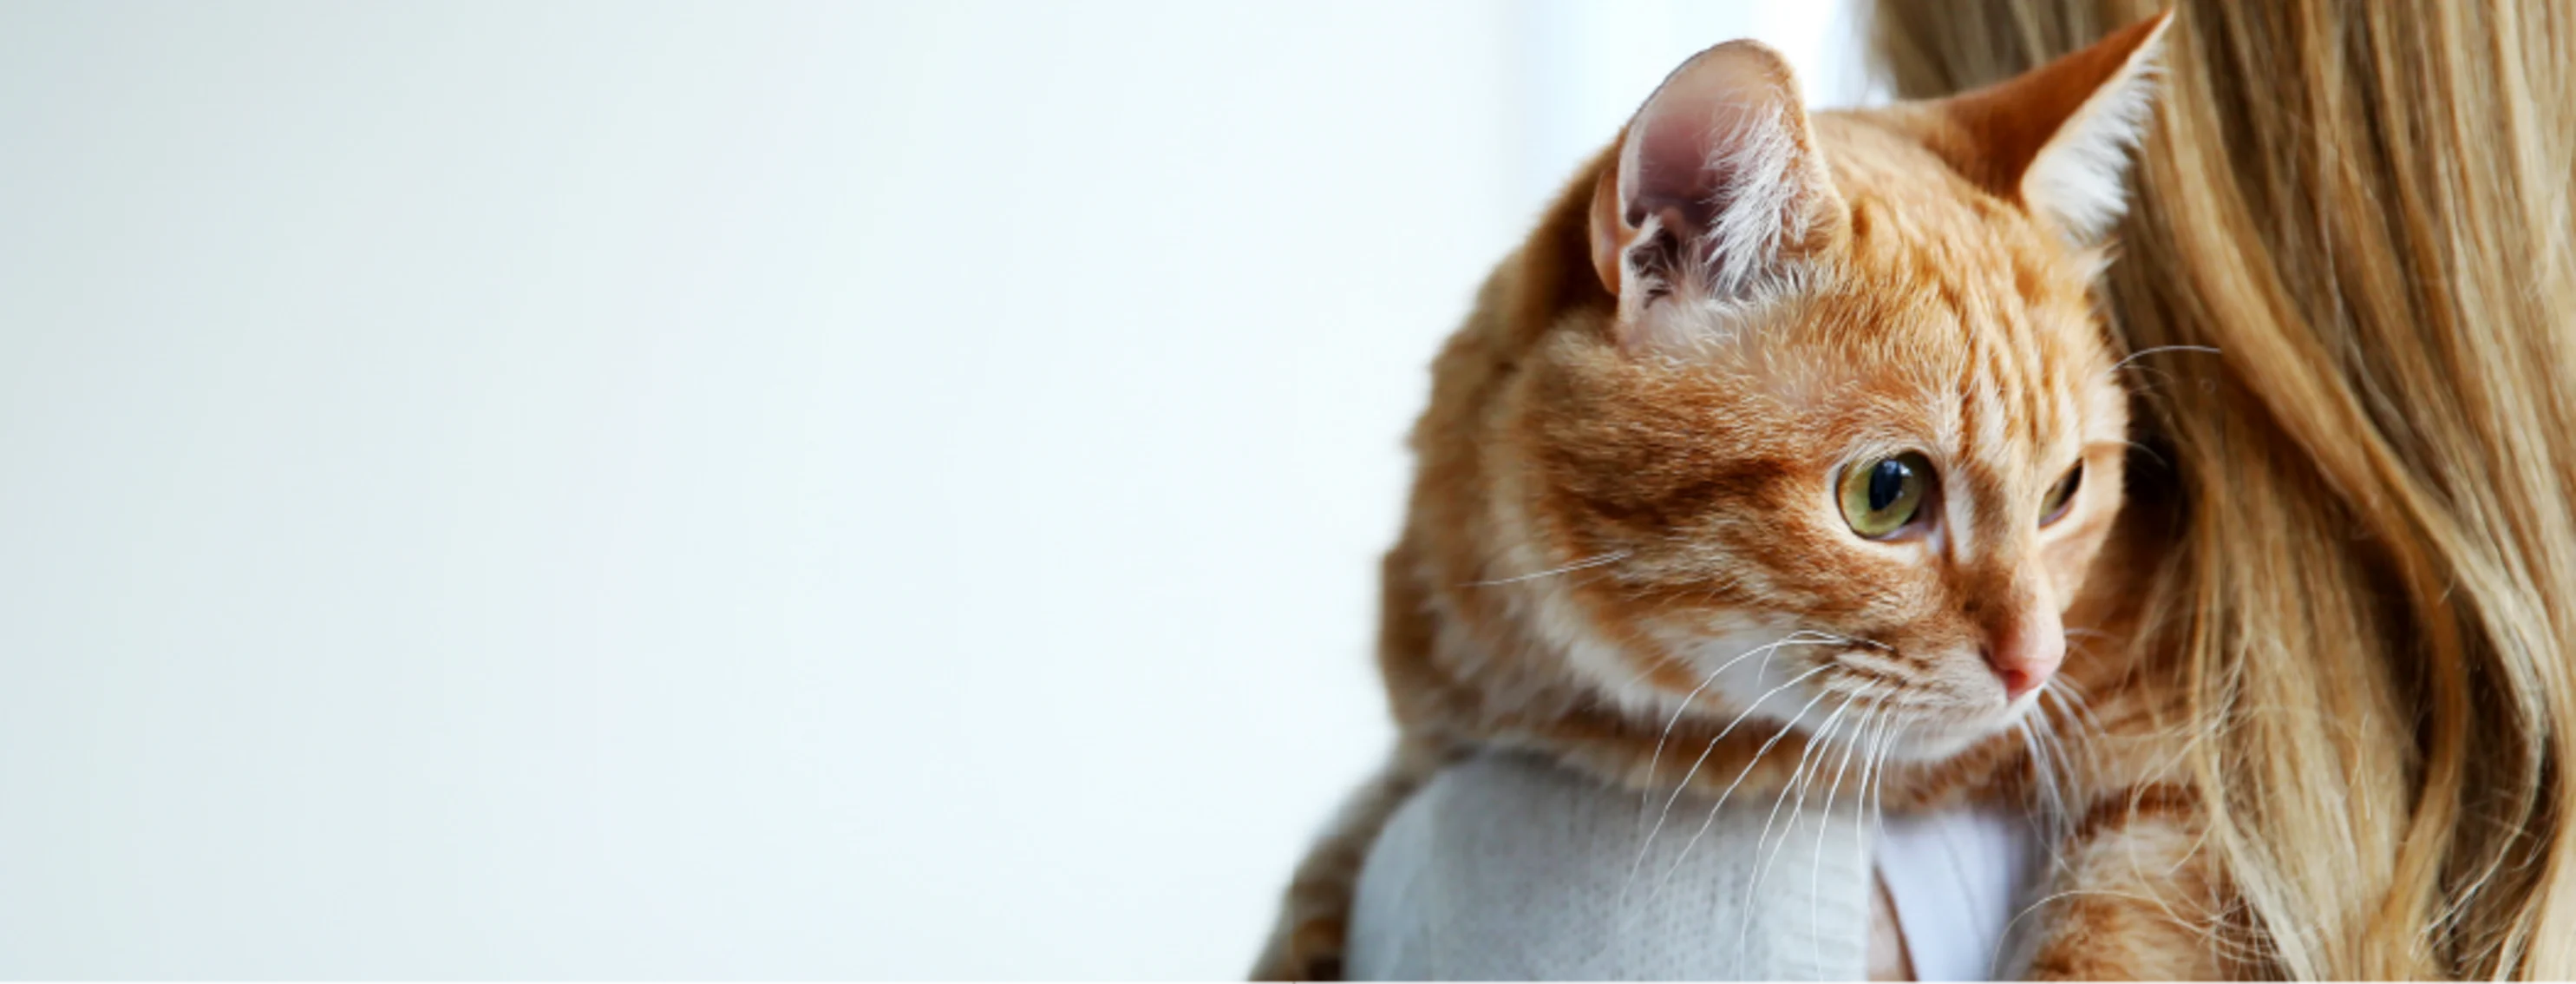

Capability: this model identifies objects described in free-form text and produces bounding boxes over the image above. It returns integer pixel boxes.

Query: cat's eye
[1838,452,1934,540]
[2040,462,2084,526]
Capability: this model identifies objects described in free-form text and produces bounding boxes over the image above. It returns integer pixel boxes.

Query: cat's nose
[1984,616,2065,700]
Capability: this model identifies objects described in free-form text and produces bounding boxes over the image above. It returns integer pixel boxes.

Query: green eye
[1839,452,1933,539]
[2040,462,2084,526]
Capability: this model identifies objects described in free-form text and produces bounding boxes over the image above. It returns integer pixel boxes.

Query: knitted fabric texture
[1348,751,1874,980]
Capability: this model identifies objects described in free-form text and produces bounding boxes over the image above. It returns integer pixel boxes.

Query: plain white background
[0,2,1873,976]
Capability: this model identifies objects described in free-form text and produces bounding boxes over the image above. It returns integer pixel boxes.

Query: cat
[1253,11,2235,981]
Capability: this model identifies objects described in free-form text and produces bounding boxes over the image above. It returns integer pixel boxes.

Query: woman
[1347,0,2576,976]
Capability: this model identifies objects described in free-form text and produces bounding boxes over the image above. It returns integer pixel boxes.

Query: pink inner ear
[1603,40,1839,306]
[1625,89,1735,237]
[1620,49,1797,249]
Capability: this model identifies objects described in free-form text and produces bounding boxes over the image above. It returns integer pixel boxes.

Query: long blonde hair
[1872,0,2576,976]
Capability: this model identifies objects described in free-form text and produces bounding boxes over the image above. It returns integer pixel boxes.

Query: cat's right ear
[1588,41,1847,336]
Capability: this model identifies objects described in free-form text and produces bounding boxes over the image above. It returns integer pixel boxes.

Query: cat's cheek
[2038,499,2123,597]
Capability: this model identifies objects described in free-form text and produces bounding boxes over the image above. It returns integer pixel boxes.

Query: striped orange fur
[1256,12,2237,980]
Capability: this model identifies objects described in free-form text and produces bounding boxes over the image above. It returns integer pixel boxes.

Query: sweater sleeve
[1343,750,2043,981]
[1874,805,2044,981]
[1345,750,1875,981]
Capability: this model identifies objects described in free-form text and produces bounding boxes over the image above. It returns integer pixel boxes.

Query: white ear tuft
[2019,19,2169,240]
[1586,40,1847,345]
[1623,97,1806,299]
[1927,11,2174,246]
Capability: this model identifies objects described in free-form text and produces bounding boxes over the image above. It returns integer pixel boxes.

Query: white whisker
[2101,344,2221,379]
[2038,682,2106,778]
[1859,705,1901,865]
[2017,719,2055,839]
[2020,716,2080,875]
[1622,662,1834,902]
[1637,632,1842,828]
[1459,551,1630,587]
[2053,673,2115,744]
[1645,686,1835,904]
[1811,694,1884,967]
[1738,692,1860,948]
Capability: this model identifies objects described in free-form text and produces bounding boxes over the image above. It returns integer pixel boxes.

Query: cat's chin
[1871,696,2044,764]
[1878,723,2004,764]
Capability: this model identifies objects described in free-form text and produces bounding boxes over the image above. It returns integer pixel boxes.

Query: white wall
[0,2,1868,977]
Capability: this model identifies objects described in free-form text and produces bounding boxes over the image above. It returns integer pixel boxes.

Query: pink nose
[1985,618,2065,700]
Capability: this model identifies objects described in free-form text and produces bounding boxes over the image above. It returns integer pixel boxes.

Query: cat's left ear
[1586,41,1848,325]
[1930,10,2174,241]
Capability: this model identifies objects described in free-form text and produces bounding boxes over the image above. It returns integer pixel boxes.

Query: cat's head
[1493,14,2171,759]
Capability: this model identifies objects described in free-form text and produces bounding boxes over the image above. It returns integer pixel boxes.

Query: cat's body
[1255,14,2237,981]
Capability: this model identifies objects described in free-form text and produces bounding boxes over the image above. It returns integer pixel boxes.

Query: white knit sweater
[1346,751,2039,981]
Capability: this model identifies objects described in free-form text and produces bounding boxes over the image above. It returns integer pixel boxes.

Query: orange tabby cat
[1255,12,2235,981]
